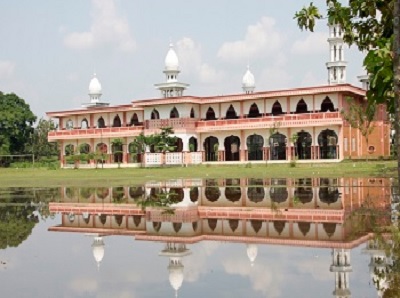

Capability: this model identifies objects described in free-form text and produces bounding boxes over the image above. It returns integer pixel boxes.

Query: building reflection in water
[49,177,392,297]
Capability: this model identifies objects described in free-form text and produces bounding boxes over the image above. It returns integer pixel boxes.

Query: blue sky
[0,0,364,118]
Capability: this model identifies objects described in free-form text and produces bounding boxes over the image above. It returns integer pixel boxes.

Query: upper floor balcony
[195,111,343,132]
[48,126,144,141]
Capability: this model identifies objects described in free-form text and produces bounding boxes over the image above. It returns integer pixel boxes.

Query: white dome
[242,66,255,88]
[89,74,102,95]
[165,43,179,71]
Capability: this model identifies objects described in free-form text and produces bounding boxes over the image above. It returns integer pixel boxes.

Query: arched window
[97,117,105,128]
[269,133,286,160]
[225,179,241,202]
[151,109,160,120]
[248,103,261,118]
[224,135,240,161]
[225,105,238,119]
[247,134,264,160]
[189,137,198,152]
[295,130,312,160]
[295,99,308,114]
[190,108,195,118]
[79,143,90,154]
[294,178,313,204]
[66,119,74,130]
[170,107,179,118]
[318,129,338,159]
[65,144,74,156]
[321,97,335,112]
[204,136,218,161]
[247,179,265,203]
[81,118,89,129]
[113,115,121,127]
[130,113,139,126]
[96,143,107,154]
[270,179,288,204]
[271,101,283,116]
[206,107,216,120]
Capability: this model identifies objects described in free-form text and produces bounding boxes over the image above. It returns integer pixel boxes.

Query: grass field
[0,160,397,187]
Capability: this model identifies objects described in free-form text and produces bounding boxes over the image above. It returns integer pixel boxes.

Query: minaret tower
[242,65,255,94]
[326,24,347,85]
[330,248,352,298]
[154,43,189,98]
[91,234,105,270]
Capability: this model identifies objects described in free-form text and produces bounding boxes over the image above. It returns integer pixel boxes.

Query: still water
[0,177,397,298]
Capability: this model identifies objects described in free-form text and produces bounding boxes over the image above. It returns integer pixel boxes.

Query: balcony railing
[48,126,143,140]
[145,118,198,130]
[196,112,342,131]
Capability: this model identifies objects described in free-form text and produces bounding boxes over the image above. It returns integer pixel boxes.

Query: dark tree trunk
[395,0,400,192]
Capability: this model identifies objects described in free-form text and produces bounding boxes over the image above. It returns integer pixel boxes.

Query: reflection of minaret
[330,248,352,297]
[159,242,192,298]
[246,243,258,267]
[91,234,105,270]
[362,239,389,297]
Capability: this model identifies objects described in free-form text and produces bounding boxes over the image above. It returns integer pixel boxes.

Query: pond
[0,177,398,298]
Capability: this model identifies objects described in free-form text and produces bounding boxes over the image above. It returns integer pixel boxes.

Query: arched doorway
[113,115,121,127]
[130,113,139,126]
[190,108,195,118]
[296,131,312,160]
[247,134,264,161]
[321,97,335,112]
[247,178,265,203]
[189,137,198,152]
[271,101,283,116]
[224,135,240,161]
[170,107,179,118]
[65,144,74,156]
[226,105,238,119]
[96,143,107,163]
[319,178,340,204]
[97,117,105,128]
[173,138,183,152]
[111,142,122,163]
[295,99,308,114]
[151,109,160,120]
[294,178,313,204]
[204,136,218,161]
[79,143,90,154]
[205,179,220,202]
[248,103,261,118]
[269,133,286,160]
[81,118,89,129]
[318,129,338,159]
[206,107,216,120]
[225,179,241,202]
[270,179,288,204]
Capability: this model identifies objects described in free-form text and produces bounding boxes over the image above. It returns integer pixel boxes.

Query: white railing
[145,153,162,165]
[166,152,183,165]
[190,152,203,164]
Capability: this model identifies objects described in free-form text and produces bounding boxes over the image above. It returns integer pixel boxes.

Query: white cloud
[69,277,98,294]
[0,60,15,79]
[291,32,327,55]
[176,37,224,84]
[217,17,284,62]
[63,0,135,52]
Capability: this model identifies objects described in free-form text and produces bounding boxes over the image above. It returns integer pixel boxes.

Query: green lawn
[0,160,396,187]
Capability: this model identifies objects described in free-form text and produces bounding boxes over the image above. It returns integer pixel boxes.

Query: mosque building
[46,24,390,168]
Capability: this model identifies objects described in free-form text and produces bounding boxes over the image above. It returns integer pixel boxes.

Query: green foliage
[25,118,59,160]
[0,92,36,155]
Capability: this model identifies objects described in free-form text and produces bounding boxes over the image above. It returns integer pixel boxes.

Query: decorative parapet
[48,126,143,140]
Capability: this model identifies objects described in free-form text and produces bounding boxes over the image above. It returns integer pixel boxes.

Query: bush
[289,160,296,168]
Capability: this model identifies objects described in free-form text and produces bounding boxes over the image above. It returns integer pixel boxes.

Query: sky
[0,0,365,119]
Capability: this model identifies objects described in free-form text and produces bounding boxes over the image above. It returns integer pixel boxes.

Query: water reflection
[0,178,397,297]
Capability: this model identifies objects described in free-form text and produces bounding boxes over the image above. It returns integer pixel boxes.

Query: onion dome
[168,257,184,295]
[242,66,255,94]
[165,43,179,71]
[89,73,102,95]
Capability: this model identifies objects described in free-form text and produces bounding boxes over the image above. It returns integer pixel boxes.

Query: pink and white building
[47,24,390,168]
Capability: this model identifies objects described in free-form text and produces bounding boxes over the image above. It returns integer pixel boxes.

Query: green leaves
[294,2,322,32]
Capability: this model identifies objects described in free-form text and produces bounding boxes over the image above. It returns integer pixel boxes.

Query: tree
[341,97,376,160]
[294,0,399,184]
[111,138,124,167]
[0,92,36,154]
[25,118,59,160]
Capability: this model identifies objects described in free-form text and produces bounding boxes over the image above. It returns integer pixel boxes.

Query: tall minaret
[330,248,352,298]
[242,65,255,94]
[154,43,189,98]
[326,24,347,85]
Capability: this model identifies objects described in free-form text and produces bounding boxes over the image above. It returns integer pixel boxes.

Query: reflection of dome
[165,43,179,71]
[168,257,184,292]
[92,235,105,269]
[246,243,258,266]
